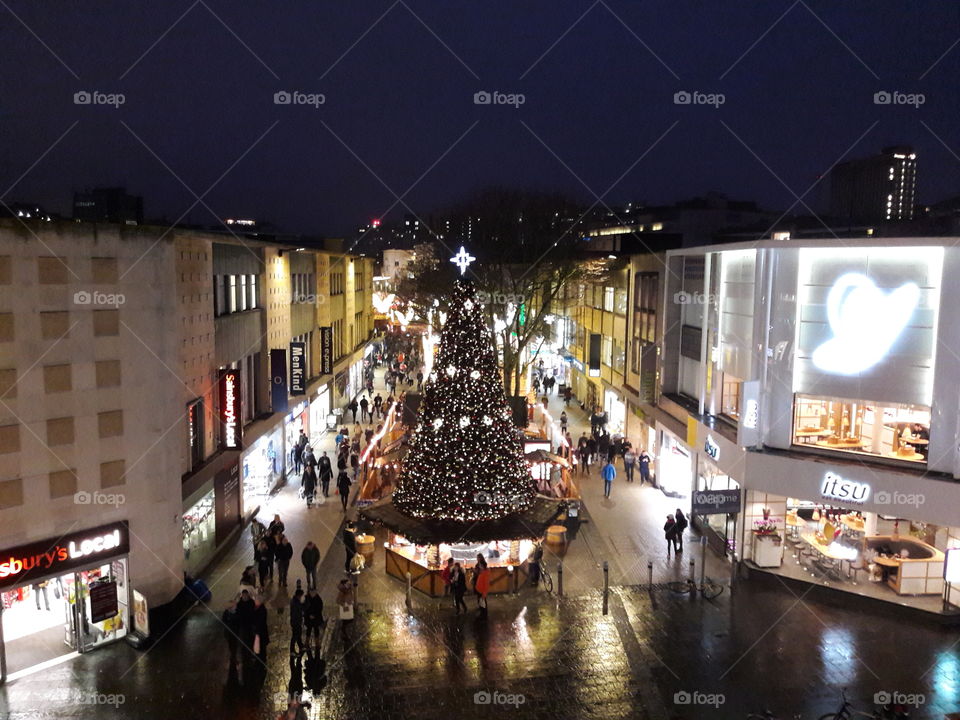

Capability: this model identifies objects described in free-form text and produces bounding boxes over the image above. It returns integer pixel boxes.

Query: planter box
[753,533,784,568]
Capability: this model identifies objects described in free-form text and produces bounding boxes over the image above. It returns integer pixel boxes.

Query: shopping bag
[339,603,354,620]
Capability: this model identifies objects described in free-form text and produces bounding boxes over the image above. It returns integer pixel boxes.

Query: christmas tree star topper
[450,246,476,275]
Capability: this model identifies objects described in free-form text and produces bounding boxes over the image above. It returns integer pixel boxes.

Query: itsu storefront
[0,521,130,682]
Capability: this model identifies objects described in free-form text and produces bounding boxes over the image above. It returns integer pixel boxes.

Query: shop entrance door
[0,559,129,684]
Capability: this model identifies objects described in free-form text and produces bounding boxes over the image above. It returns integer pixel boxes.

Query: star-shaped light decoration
[450,246,476,275]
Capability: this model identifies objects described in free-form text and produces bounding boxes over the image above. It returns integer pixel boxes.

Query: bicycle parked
[667,575,724,600]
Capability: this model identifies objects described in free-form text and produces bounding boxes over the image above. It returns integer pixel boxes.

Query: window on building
[631,272,658,374]
[188,398,204,470]
[603,286,614,312]
[238,275,248,311]
[227,276,237,313]
[721,374,741,419]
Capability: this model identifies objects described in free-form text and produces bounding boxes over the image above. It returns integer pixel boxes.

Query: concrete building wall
[0,220,183,605]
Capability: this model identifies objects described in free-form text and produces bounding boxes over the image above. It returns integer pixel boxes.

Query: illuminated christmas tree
[393,273,535,522]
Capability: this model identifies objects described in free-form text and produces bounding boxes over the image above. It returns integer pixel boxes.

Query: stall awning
[525,449,572,468]
[359,494,567,545]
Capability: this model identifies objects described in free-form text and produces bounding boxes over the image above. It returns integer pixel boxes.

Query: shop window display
[792,394,930,464]
[183,490,216,572]
[744,491,954,613]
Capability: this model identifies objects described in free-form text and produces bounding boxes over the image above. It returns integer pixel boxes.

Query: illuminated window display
[792,394,930,464]
[183,490,216,574]
[695,457,739,556]
[743,490,959,613]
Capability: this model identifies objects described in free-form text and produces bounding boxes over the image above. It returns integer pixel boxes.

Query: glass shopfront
[604,389,626,436]
[183,490,216,575]
[657,430,693,501]
[284,400,309,475]
[242,425,282,517]
[792,394,930,465]
[696,456,739,556]
[0,522,130,683]
[743,489,959,614]
[309,386,331,447]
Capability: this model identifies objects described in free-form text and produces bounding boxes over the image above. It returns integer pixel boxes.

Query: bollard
[602,561,609,615]
[557,561,563,597]
[647,560,653,589]
[688,558,695,583]
[406,571,412,611]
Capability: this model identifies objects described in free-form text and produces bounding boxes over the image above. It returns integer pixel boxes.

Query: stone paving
[1,381,959,719]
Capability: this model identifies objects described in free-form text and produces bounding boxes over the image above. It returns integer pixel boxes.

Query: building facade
[0,221,373,682]
[658,238,960,615]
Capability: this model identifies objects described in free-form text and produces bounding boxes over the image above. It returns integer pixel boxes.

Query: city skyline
[2,2,960,235]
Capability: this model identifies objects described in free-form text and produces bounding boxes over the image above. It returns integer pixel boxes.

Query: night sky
[2,1,959,235]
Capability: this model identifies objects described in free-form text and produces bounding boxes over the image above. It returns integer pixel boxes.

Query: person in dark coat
[222,601,241,671]
[268,514,285,537]
[638,449,652,486]
[275,535,293,587]
[346,398,358,423]
[252,595,269,662]
[664,515,679,555]
[235,589,256,677]
[318,451,333,498]
[343,521,357,573]
[302,466,317,508]
[373,393,383,418]
[451,562,468,614]
[336,469,352,512]
[359,396,370,423]
[674,509,688,552]
[301,541,320,590]
[255,539,273,587]
[289,588,306,655]
[304,588,325,645]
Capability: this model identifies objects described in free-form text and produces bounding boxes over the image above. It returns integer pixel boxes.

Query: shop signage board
[692,488,741,515]
[89,580,119,623]
[0,521,129,591]
[270,349,288,415]
[820,471,870,504]
[704,435,720,460]
[133,589,150,638]
[214,460,241,545]
[320,327,333,375]
[219,369,242,450]
[290,342,306,395]
[572,358,584,373]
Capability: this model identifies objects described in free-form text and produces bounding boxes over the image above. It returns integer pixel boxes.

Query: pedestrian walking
[350,451,360,480]
[674,509,688,552]
[222,601,241,672]
[319,451,332,498]
[336,468,352,511]
[302,465,317,508]
[416,370,423,391]
[563,385,572,406]
[451,562,468,614]
[289,589,306,656]
[343,521,357,573]
[275,535,293,587]
[359,396,370,423]
[373,393,383,418]
[304,587,325,645]
[473,555,490,616]
[252,594,270,662]
[255,539,273,587]
[440,557,454,597]
[293,440,304,476]
[587,436,598,465]
[301,541,320,590]
[623,447,636,483]
[601,459,616,498]
[579,445,591,475]
[302,444,317,472]
[235,589,256,678]
[347,398,358,423]
[250,516,266,549]
[268,514,285,537]
[664,514,679,555]
[638,449,652,486]
[560,410,568,433]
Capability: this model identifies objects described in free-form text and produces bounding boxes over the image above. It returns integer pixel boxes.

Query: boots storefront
[0,521,130,683]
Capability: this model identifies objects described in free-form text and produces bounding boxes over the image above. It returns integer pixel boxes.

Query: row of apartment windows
[0,361,122,397]
[213,274,259,317]
[0,459,127,510]
[292,273,315,303]
[330,272,344,296]
[30,256,119,284]
[0,410,124,456]
[332,318,345,360]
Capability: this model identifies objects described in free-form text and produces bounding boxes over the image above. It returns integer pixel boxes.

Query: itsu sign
[219,369,242,450]
[0,521,129,591]
[820,471,871,504]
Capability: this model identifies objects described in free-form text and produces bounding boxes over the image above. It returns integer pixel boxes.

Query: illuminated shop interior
[792,394,930,464]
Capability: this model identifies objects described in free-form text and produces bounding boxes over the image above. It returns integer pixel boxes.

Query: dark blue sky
[2,1,958,234]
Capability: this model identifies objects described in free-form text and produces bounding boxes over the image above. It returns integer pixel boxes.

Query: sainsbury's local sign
[0,521,129,591]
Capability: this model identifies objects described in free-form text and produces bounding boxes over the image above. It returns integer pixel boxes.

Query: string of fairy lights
[393,253,536,522]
